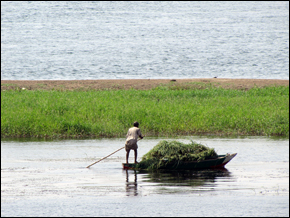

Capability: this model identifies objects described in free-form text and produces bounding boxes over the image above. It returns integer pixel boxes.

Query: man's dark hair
[133,121,139,127]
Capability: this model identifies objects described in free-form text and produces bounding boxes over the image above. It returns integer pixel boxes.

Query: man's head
[133,121,139,127]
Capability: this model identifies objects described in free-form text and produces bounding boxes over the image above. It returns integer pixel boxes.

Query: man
[125,121,143,164]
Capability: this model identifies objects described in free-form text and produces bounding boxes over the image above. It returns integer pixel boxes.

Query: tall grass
[1,85,289,138]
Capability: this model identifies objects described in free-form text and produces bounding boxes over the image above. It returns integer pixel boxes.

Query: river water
[1,1,289,80]
[1,136,289,217]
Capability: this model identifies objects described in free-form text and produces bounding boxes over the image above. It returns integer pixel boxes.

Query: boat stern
[122,163,137,170]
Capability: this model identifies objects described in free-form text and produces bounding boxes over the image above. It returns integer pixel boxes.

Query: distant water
[1,1,289,80]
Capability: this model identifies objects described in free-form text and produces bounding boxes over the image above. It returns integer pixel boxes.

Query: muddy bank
[1,78,289,91]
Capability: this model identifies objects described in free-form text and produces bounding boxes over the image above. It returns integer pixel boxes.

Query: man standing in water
[125,121,143,164]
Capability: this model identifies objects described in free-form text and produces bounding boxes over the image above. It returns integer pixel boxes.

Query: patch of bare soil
[1,78,289,91]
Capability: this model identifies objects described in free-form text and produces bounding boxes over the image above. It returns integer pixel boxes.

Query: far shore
[1,78,289,91]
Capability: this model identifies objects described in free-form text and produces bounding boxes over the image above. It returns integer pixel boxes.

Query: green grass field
[1,85,289,138]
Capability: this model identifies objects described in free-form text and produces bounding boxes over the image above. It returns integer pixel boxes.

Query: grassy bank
[1,85,289,138]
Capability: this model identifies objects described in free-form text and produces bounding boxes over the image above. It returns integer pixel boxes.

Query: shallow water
[1,136,289,217]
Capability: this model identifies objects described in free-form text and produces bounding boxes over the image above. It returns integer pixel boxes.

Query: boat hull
[123,153,237,170]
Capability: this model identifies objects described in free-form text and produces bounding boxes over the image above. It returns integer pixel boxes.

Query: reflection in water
[125,168,231,196]
[125,170,138,196]
[142,168,231,187]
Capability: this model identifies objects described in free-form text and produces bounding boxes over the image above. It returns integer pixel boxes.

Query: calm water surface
[1,1,289,80]
[1,136,289,217]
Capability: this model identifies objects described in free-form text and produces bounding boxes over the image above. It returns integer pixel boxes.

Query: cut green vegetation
[1,85,289,138]
[137,140,218,170]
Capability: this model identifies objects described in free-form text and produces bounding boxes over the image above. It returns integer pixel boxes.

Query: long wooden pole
[86,138,142,168]
[86,146,124,168]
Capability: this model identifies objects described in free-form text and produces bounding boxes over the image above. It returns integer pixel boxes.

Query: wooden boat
[123,153,237,170]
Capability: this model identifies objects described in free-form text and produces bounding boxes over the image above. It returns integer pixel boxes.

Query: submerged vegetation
[137,140,218,170]
[1,85,289,138]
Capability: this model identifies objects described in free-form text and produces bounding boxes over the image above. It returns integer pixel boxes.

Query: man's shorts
[125,139,138,151]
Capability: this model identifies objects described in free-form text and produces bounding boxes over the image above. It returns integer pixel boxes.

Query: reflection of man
[125,170,138,196]
[125,121,143,164]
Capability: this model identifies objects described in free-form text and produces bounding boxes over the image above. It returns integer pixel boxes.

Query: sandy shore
[1,78,289,91]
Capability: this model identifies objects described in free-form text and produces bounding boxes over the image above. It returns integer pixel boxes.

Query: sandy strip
[1,78,289,91]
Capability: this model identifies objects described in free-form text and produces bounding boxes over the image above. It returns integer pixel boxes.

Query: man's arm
[138,129,144,139]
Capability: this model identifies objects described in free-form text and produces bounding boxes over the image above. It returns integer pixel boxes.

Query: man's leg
[126,150,130,164]
[134,149,138,163]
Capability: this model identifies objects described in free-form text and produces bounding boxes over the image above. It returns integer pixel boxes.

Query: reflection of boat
[124,168,232,196]
[123,153,237,170]
[140,168,231,188]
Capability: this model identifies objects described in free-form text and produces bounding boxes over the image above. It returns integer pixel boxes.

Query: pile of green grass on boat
[137,140,218,170]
